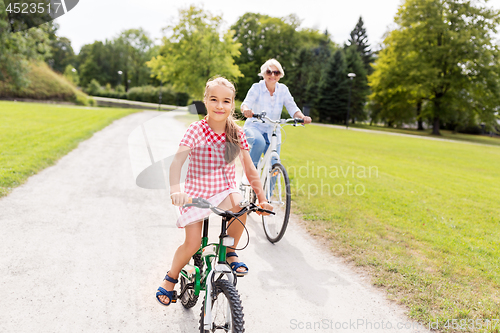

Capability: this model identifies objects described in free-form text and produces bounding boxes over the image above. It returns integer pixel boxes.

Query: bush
[74,90,96,106]
[86,79,101,96]
[126,85,189,106]
[83,84,189,106]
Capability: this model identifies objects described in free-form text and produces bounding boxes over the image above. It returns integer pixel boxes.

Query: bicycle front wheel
[262,163,291,243]
[199,279,244,332]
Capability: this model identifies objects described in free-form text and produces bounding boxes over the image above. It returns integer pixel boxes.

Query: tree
[369,0,500,135]
[147,5,242,99]
[0,1,53,88]
[344,45,369,122]
[76,28,157,90]
[368,30,427,127]
[316,50,350,123]
[115,28,155,91]
[231,13,301,100]
[346,16,373,74]
[285,30,337,120]
[78,41,114,87]
[48,36,75,73]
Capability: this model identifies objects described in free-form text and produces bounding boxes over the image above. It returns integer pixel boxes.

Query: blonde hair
[203,76,241,164]
[258,58,285,78]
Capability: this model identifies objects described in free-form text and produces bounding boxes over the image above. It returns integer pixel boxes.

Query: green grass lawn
[281,124,500,332]
[0,101,137,197]
[350,123,500,147]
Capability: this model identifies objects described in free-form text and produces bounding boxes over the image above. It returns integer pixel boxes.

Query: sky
[56,0,500,54]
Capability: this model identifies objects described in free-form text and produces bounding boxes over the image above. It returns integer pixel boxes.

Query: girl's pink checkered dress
[176,119,249,228]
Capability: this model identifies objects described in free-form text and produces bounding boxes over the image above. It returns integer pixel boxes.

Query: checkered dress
[176,119,249,228]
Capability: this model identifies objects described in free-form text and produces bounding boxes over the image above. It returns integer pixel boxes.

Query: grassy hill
[0,61,94,106]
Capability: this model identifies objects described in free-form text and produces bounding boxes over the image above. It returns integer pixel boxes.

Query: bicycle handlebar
[183,197,275,217]
[252,112,304,126]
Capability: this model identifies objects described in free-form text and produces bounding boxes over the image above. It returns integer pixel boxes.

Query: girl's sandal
[155,272,178,306]
[226,252,249,277]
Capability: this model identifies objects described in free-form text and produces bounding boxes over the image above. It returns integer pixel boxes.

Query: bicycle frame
[179,214,236,330]
[255,124,281,195]
[243,113,301,201]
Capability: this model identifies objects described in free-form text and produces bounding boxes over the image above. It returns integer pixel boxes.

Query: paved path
[0,111,430,332]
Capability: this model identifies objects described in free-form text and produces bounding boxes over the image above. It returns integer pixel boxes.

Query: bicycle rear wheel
[199,279,245,332]
[262,163,291,243]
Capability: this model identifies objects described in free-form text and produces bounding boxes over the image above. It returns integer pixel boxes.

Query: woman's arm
[169,145,191,206]
[292,110,312,124]
[241,83,259,118]
[282,84,312,124]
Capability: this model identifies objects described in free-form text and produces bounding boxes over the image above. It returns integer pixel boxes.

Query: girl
[156,76,273,306]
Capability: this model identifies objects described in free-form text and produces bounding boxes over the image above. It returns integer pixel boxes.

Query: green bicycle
[177,197,274,333]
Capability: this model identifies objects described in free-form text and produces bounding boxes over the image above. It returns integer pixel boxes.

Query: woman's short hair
[258,58,285,78]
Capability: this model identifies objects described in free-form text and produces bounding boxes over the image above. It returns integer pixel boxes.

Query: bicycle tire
[199,279,245,333]
[180,253,203,309]
[262,163,291,243]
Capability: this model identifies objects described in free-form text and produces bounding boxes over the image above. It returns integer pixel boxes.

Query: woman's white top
[242,80,300,141]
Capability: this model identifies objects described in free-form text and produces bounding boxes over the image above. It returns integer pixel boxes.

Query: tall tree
[344,45,369,122]
[285,29,336,117]
[316,50,349,123]
[368,30,426,127]
[115,29,155,91]
[369,0,500,135]
[231,13,301,100]
[147,5,242,99]
[346,16,373,74]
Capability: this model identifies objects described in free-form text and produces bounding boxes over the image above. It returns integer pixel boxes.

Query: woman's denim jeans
[244,127,280,168]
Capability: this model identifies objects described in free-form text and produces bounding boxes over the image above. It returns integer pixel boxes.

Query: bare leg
[218,193,248,273]
[157,221,202,304]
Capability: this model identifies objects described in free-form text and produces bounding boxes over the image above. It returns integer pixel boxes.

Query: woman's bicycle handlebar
[183,197,275,218]
[252,112,304,126]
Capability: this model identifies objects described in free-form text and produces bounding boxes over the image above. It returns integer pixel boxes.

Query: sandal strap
[229,261,248,271]
[156,287,177,305]
[164,272,178,284]
[226,252,238,258]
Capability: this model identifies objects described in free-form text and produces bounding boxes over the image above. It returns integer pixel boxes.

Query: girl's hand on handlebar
[170,192,190,206]
[243,109,254,118]
[256,202,273,216]
[303,116,312,124]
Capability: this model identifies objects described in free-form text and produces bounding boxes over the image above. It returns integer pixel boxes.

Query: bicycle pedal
[171,291,178,303]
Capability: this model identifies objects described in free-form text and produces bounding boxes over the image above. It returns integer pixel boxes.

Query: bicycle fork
[201,216,237,331]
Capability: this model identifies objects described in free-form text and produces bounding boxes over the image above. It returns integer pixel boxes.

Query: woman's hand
[243,109,254,118]
[303,116,312,124]
[170,192,190,206]
[257,201,274,216]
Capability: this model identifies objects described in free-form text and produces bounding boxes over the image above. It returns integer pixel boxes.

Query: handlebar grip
[295,118,304,123]
[259,208,276,215]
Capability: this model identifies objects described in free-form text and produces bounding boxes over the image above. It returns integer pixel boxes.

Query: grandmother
[240,59,311,183]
